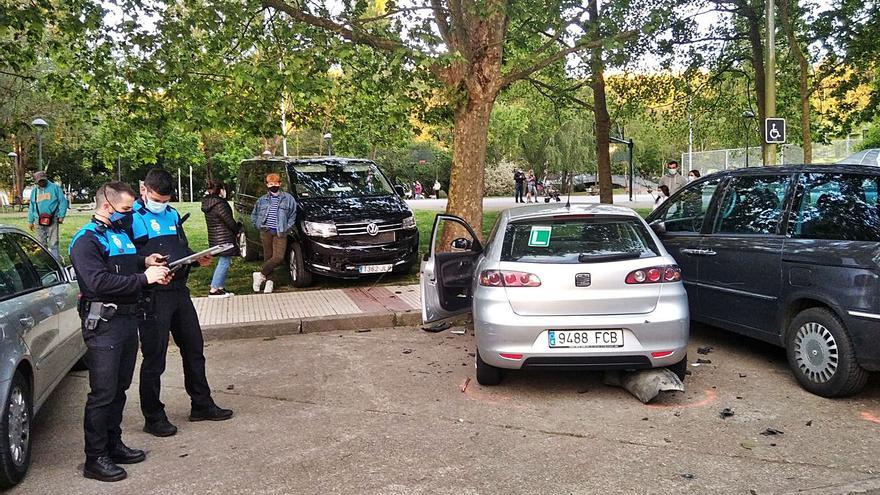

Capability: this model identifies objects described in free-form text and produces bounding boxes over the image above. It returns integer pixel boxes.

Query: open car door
[420,214,483,325]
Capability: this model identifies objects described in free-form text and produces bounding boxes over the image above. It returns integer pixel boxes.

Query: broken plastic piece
[760,427,784,436]
[422,322,452,333]
[604,368,685,404]
[697,346,713,355]
[720,407,735,418]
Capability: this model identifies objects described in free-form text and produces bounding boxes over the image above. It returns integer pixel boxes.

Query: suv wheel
[475,350,502,386]
[239,231,258,261]
[786,308,868,397]
[0,371,32,488]
[288,242,313,288]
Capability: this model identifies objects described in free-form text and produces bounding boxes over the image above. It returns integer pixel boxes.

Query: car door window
[12,234,63,286]
[712,175,791,235]
[658,177,722,233]
[0,234,39,300]
[790,173,880,241]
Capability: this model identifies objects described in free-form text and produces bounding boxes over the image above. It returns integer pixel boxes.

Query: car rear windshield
[291,162,394,199]
[500,215,660,264]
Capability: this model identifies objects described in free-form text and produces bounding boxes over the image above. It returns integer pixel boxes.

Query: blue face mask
[145,198,168,214]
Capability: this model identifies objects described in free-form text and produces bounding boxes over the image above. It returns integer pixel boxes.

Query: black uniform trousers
[83,314,139,459]
[139,286,214,422]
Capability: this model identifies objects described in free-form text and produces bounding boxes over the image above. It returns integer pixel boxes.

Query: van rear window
[292,162,394,199]
[501,216,659,264]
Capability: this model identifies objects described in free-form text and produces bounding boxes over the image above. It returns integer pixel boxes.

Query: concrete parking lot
[13,322,880,495]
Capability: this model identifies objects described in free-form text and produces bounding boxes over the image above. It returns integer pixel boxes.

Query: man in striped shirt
[250,173,297,293]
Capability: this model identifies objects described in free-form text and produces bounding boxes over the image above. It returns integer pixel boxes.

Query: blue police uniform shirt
[130,199,192,281]
[68,219,147,304]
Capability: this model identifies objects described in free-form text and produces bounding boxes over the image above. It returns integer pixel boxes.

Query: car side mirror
[394,185,405,197]
[649,220,666,235]
[65,266,77,282]
[451,237,473,250]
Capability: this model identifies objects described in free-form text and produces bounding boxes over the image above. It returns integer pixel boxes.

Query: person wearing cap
[28,170,69,259]
[659,160,686,195]
[250,172,297,294]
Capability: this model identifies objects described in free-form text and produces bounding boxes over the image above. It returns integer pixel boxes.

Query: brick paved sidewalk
[192,284,422,340]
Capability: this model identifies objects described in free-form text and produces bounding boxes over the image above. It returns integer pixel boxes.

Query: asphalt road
[14,323,880,495]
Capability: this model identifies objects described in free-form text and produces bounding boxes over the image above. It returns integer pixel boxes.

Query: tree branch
[501,30,638,88]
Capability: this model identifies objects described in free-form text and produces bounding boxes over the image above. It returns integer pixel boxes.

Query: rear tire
[288,242,313,288]
[475,350,503,386]
[0,371,32,488]
[786,308,868,397]
[239,231,258,261]
[668,354,687,382]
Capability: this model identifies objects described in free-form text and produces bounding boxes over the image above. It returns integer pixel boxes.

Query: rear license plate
[359,264,393,274]
[548,330,624,348]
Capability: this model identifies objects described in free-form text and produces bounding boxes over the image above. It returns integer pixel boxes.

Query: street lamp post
[742,110,755,168]
[323,133,333,156]
[31,118,48,171]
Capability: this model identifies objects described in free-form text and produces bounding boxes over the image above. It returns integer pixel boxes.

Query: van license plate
[359,264,393,274]
[548,330,624,348]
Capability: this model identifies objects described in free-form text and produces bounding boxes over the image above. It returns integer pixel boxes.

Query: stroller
[543,182,562,202]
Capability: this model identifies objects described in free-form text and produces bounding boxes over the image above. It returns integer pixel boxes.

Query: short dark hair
[95,181,135,206]
[207,179,225,194]
[144,168,175,196]
[667,160,679,167]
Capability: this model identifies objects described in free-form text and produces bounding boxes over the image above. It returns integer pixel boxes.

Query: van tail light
[625,265,681,284]
[479,270,542,287]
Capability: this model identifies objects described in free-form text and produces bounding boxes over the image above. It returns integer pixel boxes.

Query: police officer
[132,168,232,438]
[68,182,171,482]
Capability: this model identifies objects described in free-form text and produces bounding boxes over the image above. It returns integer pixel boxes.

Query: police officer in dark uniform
[132,169,232,438]
[68,182,171,482]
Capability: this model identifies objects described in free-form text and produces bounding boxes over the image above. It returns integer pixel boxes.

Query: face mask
[37,180,48,188]
[668,168,678,175]
[687,176,694,182]
[268,186,281,194]
[109,210,134,231]
[145,198,168,214]
[220,189,226,199]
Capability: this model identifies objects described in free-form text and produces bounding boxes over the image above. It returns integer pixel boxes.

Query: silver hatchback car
[0,226,84,487]
[421,204,689,385]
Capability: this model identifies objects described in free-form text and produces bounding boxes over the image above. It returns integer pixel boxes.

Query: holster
[139,291,157,320]
[84,302,116,331]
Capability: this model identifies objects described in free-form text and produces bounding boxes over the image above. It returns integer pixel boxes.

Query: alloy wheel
[793,322,839,384]
[7,386,29,467]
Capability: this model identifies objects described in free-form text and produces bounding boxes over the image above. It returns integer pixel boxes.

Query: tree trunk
[746,4,768,165]
[442,95,493,246]
[588,1,613,204]
[779,0,812,163]
[12,139,27,204]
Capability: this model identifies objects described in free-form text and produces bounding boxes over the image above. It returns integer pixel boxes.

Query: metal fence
[681,137,865,176]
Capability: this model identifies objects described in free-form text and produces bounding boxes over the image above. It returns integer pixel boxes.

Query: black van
[233,157,419,287]
[646,164,880,397]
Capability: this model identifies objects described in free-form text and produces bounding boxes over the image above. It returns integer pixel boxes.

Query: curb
[201,310,423,341]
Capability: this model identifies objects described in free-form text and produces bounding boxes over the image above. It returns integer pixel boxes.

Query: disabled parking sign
[765,118,786,144]
[528,226,552,247]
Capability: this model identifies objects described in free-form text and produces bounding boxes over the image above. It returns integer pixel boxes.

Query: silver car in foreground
[421,204,689,385]
[0,226,84,486]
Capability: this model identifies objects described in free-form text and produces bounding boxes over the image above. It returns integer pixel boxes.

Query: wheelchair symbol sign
[765,118,786,144]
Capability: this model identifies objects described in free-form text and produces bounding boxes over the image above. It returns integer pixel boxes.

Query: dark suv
[233,157,419,287]
[646,164,880,397]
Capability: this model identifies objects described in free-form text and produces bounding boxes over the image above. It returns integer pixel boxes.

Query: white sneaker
[263,280,274,294]
[252,272,266,292]
[208,289,233,299]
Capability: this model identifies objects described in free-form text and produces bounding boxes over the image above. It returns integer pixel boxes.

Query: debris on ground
[402,348,413,354]
[263,336,277,341]
[761,427,784,436]
[226,384,234,391]
[604,368,685,404]
[681,473,695,480]
[467,352,476,357]
[697,346,713,355]
[740,439,757,450]
[696,358,712,364]
[460,377,471,393]
[451,329,466,335]
[739,373,748,378]
[806,420,813,427]
[356,329,371,333]
[422,322,452,333]
[720,407,735,419]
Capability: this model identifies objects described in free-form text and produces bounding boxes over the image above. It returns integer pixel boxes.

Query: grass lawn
[0,203,651,297]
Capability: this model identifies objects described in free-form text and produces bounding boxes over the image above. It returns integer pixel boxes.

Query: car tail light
[499,353,524,360]
[651,350,675,358]
[479,270,541,287]
[625,265,681,284]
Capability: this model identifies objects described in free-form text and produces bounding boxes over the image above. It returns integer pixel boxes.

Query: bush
[484,160,519,196]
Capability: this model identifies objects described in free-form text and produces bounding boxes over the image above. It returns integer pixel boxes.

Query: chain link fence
[681,137,865,176]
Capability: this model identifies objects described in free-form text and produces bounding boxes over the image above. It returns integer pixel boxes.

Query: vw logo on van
[366,222,380,236]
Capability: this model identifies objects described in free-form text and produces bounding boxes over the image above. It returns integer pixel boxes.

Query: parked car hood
[297,195,410,223]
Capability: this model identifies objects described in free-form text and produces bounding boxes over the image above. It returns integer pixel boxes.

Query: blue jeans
[210,256,232,289]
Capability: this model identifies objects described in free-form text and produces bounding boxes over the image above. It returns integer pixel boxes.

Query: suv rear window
[791,173,880,241]
[501,216,660,264]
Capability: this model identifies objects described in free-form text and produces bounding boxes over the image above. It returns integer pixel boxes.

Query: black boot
[83,456,127,482]
[143,418,178,437]
[189,404,234,422]
[110,442,146,464]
